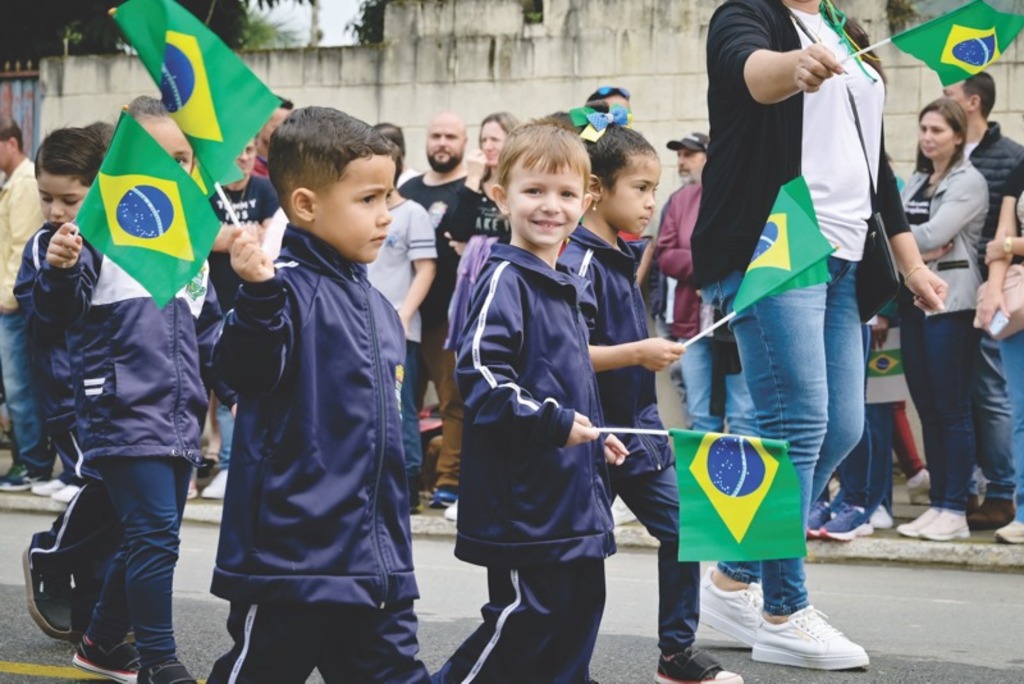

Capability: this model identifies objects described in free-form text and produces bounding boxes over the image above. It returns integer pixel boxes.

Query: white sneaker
[444,501,458,522]
[868,507,893,530]
[201,469,228,499]
[699,567,763,647]
[31,479,67,497]
[919,510,969,542]
[896,507,941,538]
[995,520,1024,544]
[906,469,930,505]
[611,497,637,526]
[51,484,81,504]
[753,606,869,670]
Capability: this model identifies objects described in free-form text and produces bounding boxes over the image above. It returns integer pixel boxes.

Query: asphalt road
[0,511,1022,683]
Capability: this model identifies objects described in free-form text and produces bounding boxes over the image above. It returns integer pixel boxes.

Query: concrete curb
[5,494,1022,571]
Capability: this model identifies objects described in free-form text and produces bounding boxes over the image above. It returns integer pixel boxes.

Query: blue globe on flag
[116,186,175,239]
[951,34,997,67]
[707,436,767,498]
[160,43,196,113]
[751,220,779,262]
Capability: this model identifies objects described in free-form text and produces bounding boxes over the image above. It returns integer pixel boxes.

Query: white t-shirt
[793,8,885,261]
[367,199,438,343]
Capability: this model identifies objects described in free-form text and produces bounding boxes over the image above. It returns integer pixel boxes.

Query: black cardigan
[692,0,908,286]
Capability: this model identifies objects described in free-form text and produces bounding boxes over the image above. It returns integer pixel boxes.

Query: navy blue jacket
[32,239,230,467]
[455,243,616,568]
[560,228,674,478]
[211,227,419,608]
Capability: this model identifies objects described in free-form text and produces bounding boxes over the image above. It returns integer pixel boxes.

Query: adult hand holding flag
[111,0,280,187]
[75,111,221,307]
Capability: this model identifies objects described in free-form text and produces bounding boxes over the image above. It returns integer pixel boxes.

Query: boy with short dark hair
[207,106,430,684]
[433,121,628,683]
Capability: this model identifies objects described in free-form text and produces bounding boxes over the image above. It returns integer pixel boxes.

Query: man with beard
[400,112,468,510]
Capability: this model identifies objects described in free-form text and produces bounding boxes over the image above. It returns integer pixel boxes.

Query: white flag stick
[843,37,893,64]
[214,182,245,230]
[681,311,737,350]
[595,427,669,436]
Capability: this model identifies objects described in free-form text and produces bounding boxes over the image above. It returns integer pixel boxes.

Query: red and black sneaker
[72,635,140,683]
[138,659,197,684]
[656,646,744,684]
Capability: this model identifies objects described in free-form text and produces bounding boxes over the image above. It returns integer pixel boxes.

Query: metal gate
[0,62,42,158]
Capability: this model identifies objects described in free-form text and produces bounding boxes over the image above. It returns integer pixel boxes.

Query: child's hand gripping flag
[111,0,280,187]
[75,111,221,307]
[672,429,806,562]
[890,0,1024,86]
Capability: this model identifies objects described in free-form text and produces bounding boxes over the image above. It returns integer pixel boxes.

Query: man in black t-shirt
[399,111,468,510]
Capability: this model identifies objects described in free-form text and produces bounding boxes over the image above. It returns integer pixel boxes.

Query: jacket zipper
[170,300,186,457]
[361,267,390,609]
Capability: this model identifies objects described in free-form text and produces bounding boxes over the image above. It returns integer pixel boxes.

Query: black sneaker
[22,549,77,641]
[138,660,197,684]
[656,646,743,684]
[72,636,140,683]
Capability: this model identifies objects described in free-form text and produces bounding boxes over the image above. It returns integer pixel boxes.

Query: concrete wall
[38,0,1024,187]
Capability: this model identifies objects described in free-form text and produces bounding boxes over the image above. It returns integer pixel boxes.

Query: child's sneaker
[752,606,868,670]
[31,479,67,497]
[22,549,76,641]
[0,464,45,492]
[806,500,831,539]
[429,485,457,509]
[72,635,140,683]
[52,483,82,504]
[444,500,458,522]
[138,659,197,684]
[656,646,744,683]
[699,568,763,647]
[819,504,873,542]
[868,506,893,530]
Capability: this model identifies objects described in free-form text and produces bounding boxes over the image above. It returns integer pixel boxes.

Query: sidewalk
[2,451,1022,571]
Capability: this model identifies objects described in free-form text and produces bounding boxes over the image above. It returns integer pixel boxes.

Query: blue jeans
[970,335,1016,501]
[613,466,699,655]
[900,305,978,512]
[702,258,864,616]
[837,403,894,515]
[87,457,190,669]
[997,332,1024,523]
[216,401,234,469]
[402,341,423,479]
[680,336,757,437]
[0,311,50,476]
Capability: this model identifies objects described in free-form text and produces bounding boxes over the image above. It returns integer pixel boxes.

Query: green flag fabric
[731,176,835,313]
[76,112,221,307]
[112,0,279,186]
[891,0,1024,86]
[672,429,806,562]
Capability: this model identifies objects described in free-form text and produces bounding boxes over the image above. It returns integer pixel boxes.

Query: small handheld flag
[76,111,221,307]
[732,176,835,314]
[111,0,280,186]
[672,429,806,562]
[890,0,1024,86]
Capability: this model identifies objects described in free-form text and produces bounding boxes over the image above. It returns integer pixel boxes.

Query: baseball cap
[586,85,631,103]
[667,132,709,153]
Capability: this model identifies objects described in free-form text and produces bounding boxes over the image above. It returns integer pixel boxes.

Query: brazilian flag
[111,0,280,186]
[732,176,835,313]
[673,429,805,562]
[891,0,1024,86]
[76,111,221,307]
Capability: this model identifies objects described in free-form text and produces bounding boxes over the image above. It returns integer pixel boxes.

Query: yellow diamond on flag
[98,172,195,261]
[747,213,791,272]
[161,30,224,142]
[941,24,1001,75]
[690,433,779,543]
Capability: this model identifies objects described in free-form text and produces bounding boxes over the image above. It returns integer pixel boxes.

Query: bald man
[399,112,468,512]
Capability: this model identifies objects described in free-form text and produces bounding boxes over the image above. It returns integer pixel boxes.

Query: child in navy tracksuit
[16,124,122,644]
[206,107,430,684]
[559,111,743,684]
[434,121,628,684]
[35,97,233,684]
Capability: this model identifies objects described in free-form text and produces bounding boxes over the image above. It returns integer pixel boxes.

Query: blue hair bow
[569,105,633,142]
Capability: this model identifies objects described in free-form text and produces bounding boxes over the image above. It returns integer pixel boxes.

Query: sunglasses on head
[594,86,631,100]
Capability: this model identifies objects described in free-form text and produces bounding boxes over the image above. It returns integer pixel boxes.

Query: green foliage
[887,0,918,33]
[0,0,307,66]
[240,5,302,49]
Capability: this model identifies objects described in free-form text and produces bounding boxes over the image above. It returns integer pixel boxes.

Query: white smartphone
[989,310,1010,337]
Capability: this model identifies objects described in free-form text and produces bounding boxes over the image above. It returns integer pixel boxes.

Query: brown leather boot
[967,497,1016,530]
[967,494,981,516]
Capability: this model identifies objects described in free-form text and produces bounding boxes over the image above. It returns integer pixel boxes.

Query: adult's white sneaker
[444,501,458,522]
[31,479,67,497]
[51,484,81,504]
[896,507,940,538]
[699,568,763,647]
[905,469,930,505]
[752,606,869,670]
[869,506,893,530]
[995,520,1024,544]
[919,510,969,542]
[201,469,228,499]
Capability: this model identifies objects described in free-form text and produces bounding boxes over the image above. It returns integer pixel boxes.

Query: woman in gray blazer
[896,97,988,543]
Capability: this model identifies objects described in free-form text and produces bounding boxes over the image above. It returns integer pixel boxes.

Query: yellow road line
[0,661,205,682]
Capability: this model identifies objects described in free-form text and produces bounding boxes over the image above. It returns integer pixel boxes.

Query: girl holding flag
[691,0,945,672]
